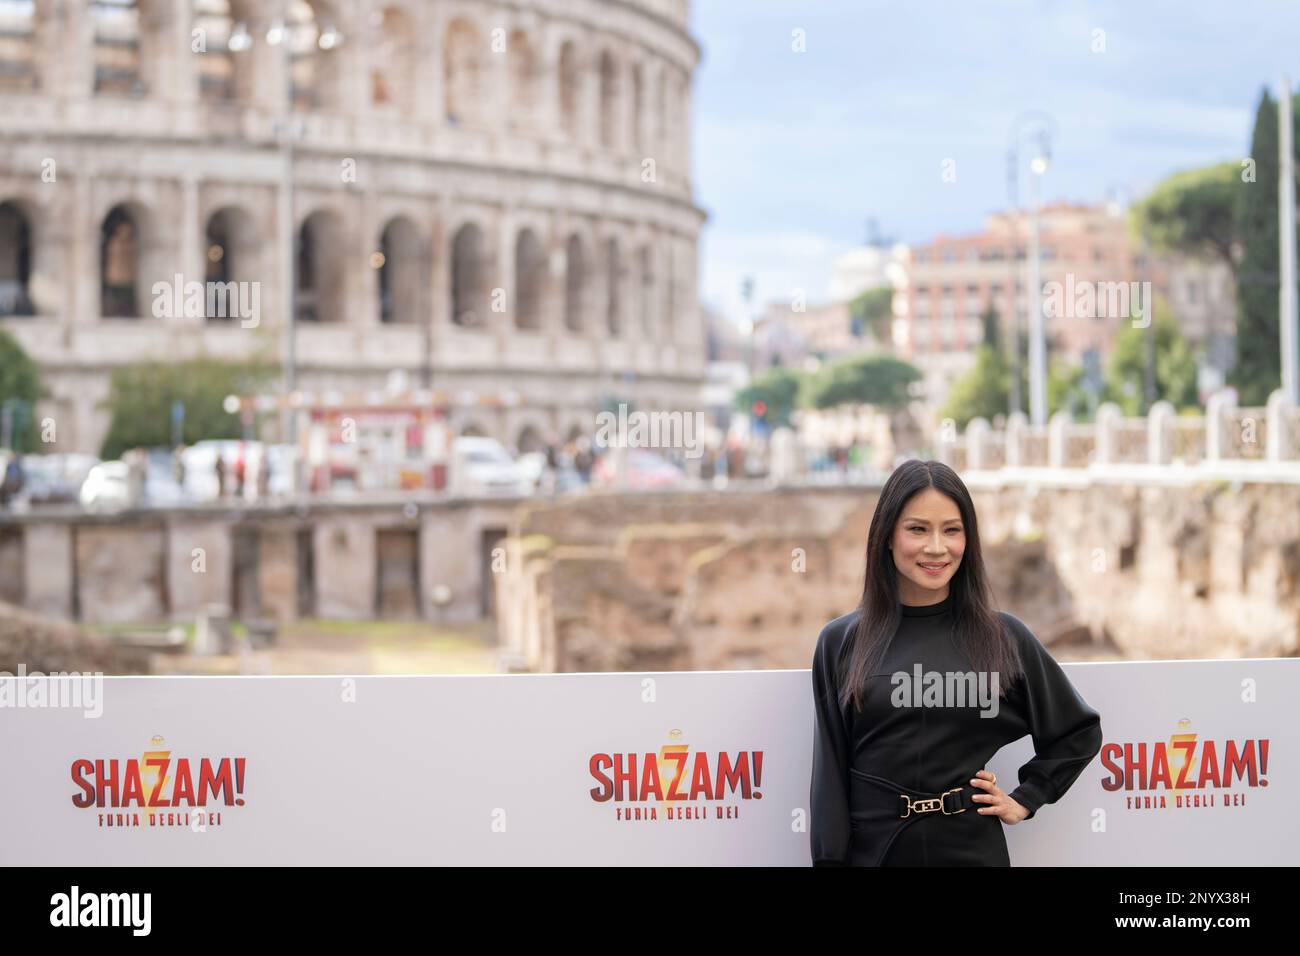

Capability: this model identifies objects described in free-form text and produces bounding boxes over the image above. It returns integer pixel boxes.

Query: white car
[451,437,531,496]
[78,461,132,510]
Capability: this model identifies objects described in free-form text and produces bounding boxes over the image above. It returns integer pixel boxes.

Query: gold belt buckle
[899,788,966,818]
[940,787,967,815]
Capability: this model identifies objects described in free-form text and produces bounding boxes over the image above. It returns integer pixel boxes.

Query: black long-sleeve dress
[809,591,1103,866]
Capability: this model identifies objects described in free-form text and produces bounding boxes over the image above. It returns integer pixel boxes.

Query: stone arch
[557,40,579,138]
[450,221,488,328]
[513,227,545,331]
[563,233,589,333]
[377,215,423,325]
[669,68,688,166]
[370,5,416,111]
[203,205,260,322]
[561,417,590,444]
[604,236,624,337]
[0,200,35,317]
[194,0,267,105]
[597,49,619,150]
[507,28,540,131]
[296,208,345,323]
[662,238,677,341]
[99,202,153,318]
[0,0,37,93]
[194,0,233,102]
[637,243,654,339]
[286,0,347,112]
[444,17,483,126]
[515,423,545,454]
[655,67,670,163]
[92,0,144,96]
[630,62,646,155]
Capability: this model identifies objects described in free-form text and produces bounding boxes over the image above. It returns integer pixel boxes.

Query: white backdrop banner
[0,659,1294,865]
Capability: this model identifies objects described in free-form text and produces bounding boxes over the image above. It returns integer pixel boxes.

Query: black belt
[848,769,984,866]
[898,785,980,818]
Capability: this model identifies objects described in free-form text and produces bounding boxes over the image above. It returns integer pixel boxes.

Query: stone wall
[495,478,1300,672]
[5,477,1298,670]
[0,497,518,627]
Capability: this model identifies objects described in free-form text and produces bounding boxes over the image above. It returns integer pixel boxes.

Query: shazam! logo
[587,729,762,822]
[1099,719,1269,811]
[69,736,248,829]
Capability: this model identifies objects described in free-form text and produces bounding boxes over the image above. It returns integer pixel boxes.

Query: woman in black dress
[809,459,1103,866]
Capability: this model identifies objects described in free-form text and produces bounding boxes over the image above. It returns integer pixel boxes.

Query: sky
[688,0,1300,322]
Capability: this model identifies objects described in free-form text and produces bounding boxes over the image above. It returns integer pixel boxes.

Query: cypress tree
[1232,87,1300,405]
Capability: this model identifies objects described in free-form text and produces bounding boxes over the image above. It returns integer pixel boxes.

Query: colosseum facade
[0,0,706,454]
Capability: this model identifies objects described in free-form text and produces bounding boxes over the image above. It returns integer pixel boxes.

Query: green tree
[1233,87,1300,405]
[804,354,920,410]
[1103,304,1199,415]
[734,366,806,428]
[1047,358,1090,419]
[938,308,1030,428]
[99,356,276,460]
[0,328,42,452]
[848,286,894,341]
[1130,162,1240,269]
[942,345,1009,429]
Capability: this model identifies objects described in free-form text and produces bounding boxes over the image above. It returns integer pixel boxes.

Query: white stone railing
[939,388,1300,472]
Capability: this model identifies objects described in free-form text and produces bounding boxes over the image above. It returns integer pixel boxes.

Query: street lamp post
[1009,112,1056,426]
[1027,142,1049,427]
[1005,148,1021,417]
[230,16,343,446]
[740,275,756,383]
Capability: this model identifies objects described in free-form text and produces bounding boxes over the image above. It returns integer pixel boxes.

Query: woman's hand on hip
[969,769,1030,825]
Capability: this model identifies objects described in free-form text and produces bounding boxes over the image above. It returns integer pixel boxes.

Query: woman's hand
[969,770,1030,825]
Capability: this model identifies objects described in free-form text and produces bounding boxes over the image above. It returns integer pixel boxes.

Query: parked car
[78,461,131,510]
[17,454,83,505]
[591,449,686,490]
[516,451,547,491]
[451,437,532,496]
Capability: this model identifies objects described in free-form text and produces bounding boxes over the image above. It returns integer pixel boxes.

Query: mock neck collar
[899,590,954,617]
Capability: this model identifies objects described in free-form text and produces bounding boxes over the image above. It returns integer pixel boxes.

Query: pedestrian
[0,452,23,508]
[234,442,246,498]
[258,449,271,499]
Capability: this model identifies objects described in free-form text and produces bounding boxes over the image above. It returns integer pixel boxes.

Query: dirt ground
[147,618,502,676]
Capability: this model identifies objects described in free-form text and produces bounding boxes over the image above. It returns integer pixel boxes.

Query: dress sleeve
[1001,613,1103,820]
[809,619,853,865]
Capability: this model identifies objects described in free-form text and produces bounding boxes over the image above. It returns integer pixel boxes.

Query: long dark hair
[838,459,1023,712]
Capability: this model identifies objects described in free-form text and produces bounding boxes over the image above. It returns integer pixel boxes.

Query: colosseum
[0,0,706,455]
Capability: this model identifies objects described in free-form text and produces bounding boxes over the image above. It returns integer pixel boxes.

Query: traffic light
[751,399,767,421]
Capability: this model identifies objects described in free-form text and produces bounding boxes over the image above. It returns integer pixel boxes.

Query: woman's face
[890,487,965,603]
